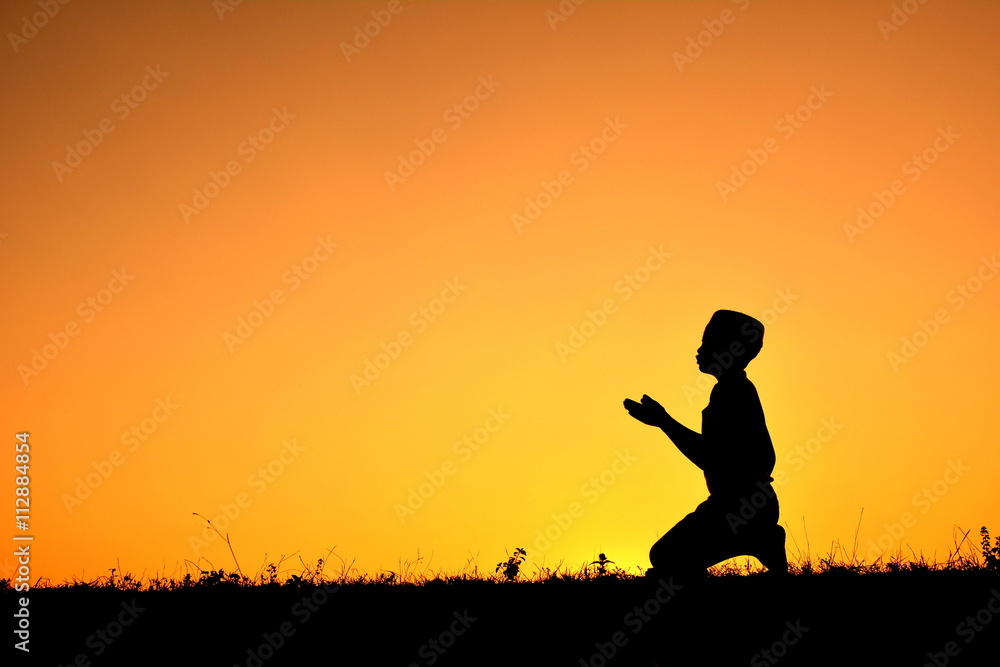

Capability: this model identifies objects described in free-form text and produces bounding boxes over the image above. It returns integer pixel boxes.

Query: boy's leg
[651,498,787,578]
[727,488,787,574]
[649,500,737,580]
[648,516,706,582]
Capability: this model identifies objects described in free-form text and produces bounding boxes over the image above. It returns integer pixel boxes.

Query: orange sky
[2,0,998,583]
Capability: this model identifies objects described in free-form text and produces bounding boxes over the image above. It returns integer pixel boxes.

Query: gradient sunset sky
[3,0,998,583]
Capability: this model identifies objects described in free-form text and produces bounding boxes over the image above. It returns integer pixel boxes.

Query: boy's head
[696,310,764,377]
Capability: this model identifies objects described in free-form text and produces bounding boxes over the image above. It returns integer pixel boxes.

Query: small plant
[116,572,142,591]
[147,577,172,591]
[819,557,862,575]
[284,573,308,587]
[192,512,244,578]
[297,555,327,585]
[198,569,244,587]
[590,553,616,578]
[495,547,527,581]
[982,526,1000,570]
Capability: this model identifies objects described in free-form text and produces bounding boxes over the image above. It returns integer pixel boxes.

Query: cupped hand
[623,394,668,427]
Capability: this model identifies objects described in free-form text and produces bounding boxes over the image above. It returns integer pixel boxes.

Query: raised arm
[623,395,707,469]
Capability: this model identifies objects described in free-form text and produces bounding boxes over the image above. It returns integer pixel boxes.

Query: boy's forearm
[658,415,706,469]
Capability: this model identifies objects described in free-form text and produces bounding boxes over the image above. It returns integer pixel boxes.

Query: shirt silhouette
[624,310,787,579]
[701,369,774,496]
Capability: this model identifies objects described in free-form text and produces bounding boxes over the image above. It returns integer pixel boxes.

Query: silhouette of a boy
[624,310,787,579]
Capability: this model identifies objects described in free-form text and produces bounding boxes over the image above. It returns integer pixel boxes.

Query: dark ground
[7,572,1000,666]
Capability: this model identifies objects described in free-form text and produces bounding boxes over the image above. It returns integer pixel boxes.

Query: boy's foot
[752,524,789,574]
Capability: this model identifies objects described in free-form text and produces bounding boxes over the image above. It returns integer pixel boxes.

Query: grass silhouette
[6,525,996,592]
[5,526,998,666]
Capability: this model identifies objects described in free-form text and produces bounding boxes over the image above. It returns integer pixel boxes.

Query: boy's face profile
[696,332,743,377]
[695,311,763,378]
